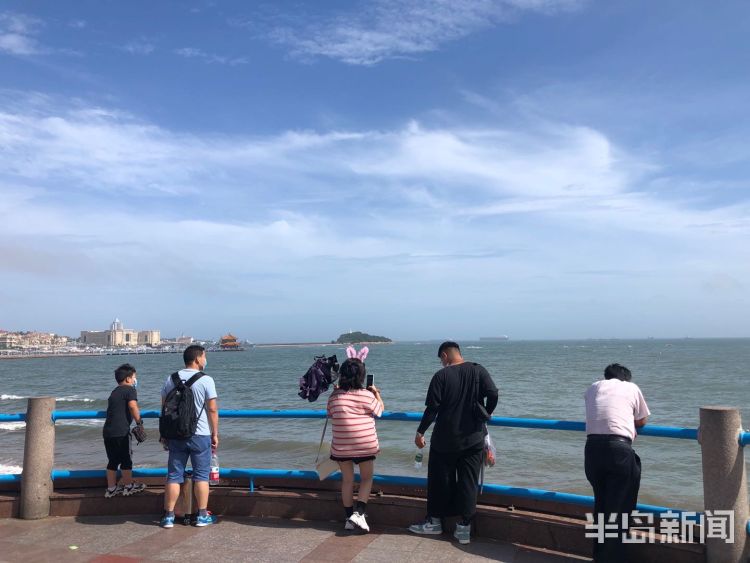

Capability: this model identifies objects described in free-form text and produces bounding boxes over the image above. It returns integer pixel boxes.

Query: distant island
[335,331,392,344]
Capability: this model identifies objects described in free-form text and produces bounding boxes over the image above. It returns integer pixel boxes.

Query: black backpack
[159,371,205,440]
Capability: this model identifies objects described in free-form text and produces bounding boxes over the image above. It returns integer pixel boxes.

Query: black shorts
[330,455,376,464]
[104,435,132,471]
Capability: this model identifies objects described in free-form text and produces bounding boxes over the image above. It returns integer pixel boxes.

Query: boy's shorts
[104,435,132,471]
[166,435,212,483]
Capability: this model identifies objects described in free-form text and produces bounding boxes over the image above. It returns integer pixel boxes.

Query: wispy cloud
[122,37,155,55]
[267,0,584,65]
[0,12,44,55]
[68,19,87,30]
[1,91,748,338]
[174,47,247,66]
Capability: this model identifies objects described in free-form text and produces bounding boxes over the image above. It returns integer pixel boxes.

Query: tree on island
[335,331,392,344]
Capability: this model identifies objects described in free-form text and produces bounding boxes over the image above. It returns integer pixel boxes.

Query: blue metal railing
[0,408,707,519]
[0,409,701,441]
[0,467,691,518]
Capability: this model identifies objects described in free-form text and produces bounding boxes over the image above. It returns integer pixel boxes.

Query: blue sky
[0,0,748,342]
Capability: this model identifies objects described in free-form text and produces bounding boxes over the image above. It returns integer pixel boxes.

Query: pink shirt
[326,388,383,458]
[584,379,651,441]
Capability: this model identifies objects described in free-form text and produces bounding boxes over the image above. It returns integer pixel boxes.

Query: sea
[1,338,749,512]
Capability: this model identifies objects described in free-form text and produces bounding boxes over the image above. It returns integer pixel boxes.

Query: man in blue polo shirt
[159,344,219,528]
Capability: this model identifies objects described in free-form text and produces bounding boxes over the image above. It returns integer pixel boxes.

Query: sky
[0,1,748,342]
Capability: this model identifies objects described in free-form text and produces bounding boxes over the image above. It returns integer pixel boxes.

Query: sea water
[2,338,749,511]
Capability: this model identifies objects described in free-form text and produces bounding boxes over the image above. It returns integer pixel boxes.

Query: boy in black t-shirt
[103,363,146,498]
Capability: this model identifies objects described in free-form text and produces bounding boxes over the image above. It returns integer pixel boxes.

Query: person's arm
[206,397,219,450]
[368,385,384,414]
[481,369,499,415]
[128,400,142,425]
[633,386,651,429]
[415,375,441,447]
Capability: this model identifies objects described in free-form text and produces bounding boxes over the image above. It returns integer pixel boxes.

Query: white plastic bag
[484,431,497,467]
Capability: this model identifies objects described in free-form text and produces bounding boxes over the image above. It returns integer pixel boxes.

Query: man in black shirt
[409,341,498,545]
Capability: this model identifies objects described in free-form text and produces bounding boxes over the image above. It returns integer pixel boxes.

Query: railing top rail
[0,409,699,440]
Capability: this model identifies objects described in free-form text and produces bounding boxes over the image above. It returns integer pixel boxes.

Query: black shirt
[102,385,137,438]
[417,362,499,453]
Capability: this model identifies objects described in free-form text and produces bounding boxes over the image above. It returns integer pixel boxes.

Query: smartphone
[366,373,374,388]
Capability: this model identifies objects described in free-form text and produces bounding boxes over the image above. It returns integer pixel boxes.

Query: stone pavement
[0,515,591,563]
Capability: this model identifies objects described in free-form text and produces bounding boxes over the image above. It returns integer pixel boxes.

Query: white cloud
[123,38,155,55]
[68,19,87,30]
[174,47,247,66]
[0,12,44,55]
[1,92,749,339]
[268,0,584,65]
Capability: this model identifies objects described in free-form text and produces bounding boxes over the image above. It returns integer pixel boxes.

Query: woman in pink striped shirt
[326,353,384,533]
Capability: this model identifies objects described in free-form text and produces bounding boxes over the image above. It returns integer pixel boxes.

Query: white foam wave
[56,419,103,427]
[0,422,25,431]
[1,394,95,402]
[58,396,96,403]
[0,464,22,475]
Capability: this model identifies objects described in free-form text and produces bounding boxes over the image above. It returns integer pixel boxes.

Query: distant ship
[479,336,509,341]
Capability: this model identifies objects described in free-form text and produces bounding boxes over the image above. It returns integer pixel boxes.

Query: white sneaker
[104,485,123,498]
[348,512,369,532]
[122,482,146,496]
[454,523,471,545]
[408,517,442,535]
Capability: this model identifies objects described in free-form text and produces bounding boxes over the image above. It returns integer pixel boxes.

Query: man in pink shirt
[584,363,650,563]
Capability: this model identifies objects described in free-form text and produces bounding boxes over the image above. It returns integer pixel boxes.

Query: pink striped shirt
[326,388,383,458]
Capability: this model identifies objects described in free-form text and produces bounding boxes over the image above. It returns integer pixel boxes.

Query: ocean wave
[0,464,22,474]
[0,422,25,431]
[0,394,96,402]
[56,419,104,427]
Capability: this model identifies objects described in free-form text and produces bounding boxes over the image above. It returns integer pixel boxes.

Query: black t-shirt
[103,385,137,438]
[417,362,499,453]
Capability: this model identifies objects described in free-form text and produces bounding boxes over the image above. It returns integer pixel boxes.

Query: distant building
[80,318,160,347]
[0,333,19,350]
[0,332,68,350]
[220,333,240,350]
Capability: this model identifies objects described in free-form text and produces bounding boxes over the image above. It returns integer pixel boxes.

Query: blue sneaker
[160,512,175,529]
[195,512,217,527]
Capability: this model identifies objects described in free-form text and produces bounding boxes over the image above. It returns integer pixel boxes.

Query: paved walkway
[0,515,590,563]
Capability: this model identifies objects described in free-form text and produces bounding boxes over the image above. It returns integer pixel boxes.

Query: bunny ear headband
[346,345,369,361]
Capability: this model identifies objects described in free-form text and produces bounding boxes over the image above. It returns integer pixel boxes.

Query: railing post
[699,406,749,562]
[20,397,56,520]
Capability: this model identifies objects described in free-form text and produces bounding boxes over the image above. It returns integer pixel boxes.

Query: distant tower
[110,318,124,331]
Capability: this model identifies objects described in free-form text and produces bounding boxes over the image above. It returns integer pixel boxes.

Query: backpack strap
[170,372,182,387]
[185,371,205,388]
[184,371,207,423]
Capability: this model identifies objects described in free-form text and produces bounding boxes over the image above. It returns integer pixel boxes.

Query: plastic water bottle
[209,452,220,485]
[414,448,424,469]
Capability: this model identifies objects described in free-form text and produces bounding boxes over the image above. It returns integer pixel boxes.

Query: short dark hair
[437,341,460,358]
[114,363,136,383]
[338,358,366,391]
[604,363,632,382]
[183,344,205,366]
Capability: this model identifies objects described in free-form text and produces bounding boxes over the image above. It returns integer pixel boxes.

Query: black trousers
[584,436,641,563]
[426,445,483,521]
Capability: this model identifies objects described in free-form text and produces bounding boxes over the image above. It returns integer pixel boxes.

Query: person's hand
[211,434,219,450]
[367,384,380,395]
[415,432,426,448]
